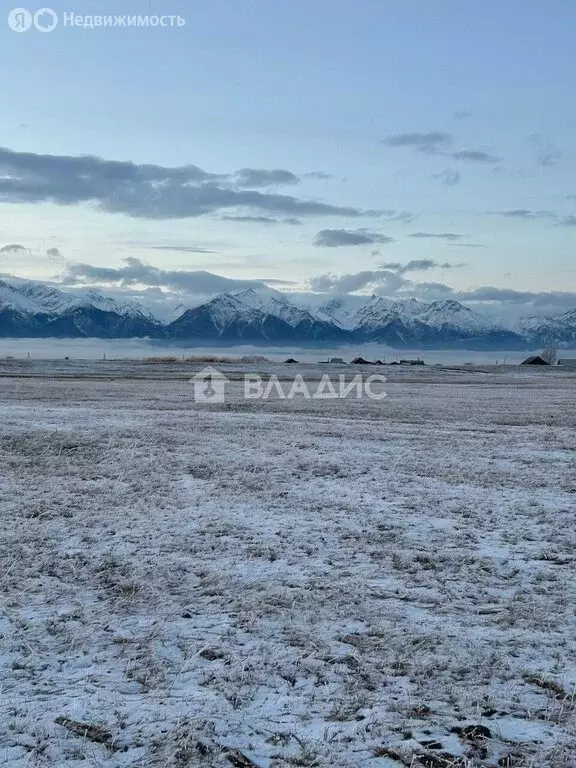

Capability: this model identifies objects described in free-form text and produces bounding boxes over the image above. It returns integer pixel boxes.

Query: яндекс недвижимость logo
[7,8,185,31]
[8,7,58,31]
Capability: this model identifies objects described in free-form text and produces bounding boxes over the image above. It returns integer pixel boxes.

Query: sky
[1,0,575,318]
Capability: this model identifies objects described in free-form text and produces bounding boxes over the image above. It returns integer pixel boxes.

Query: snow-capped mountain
[349,296,499,347]
[352,298,425,346]
[230,287,349,340]
[516,309,576,347]
[166,293,296,342]
[312,296,365,329]
[417,299,494,332]
[166,291,526,348]
[191,293,262,334]
[232,286,286,310]
[1,279,152,319]
[411,299,524,348]
[3,278,73,313]
[0,279,54,337]
[66,289,155,320]
[0,279,49,314]
[353,295,393,327]
[232,287,302,325]
[0,275,574,348]
[0,278,162,339]
[166,290,349,343]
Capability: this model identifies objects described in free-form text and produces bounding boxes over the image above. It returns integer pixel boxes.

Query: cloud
[314,229,395,247]
[0,243,27,254]
[408,232,463,241]
[145,245,219,253]
[309,261,460,293]
[0,146,373,220]
[308,268,465,296]
[383,132,502,164]
[0,243,67,265]
[380,259,464,274]
[306,268,576,318]
[451,149,501,163]
[63,257,277,295]
[491,209,557,220]
[527,134,561,167]
[447,243,486,248]
[303,171,333,180]
[537,147,561,167]
[490,210,576,227]
[433,169,461,186]
[456,286,576,312]
[381,210,416,223]
[309,269,407,293]
[382,131,453,154]
[233,168,300,187]
[221,215,302,225]
[45,246,66,265]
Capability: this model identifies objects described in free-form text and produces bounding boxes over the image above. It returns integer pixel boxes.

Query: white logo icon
[190,367,229,404]
[34,7,58,31]
[8,7,58,32]
[8,8,32,31]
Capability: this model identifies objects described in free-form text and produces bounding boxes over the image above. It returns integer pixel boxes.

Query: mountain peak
[419,298,494,332]
[68,289,153,319]
[233,285,287,308]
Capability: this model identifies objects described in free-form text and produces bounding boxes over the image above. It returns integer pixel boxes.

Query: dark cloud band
[0,147,368,221]
[314,229,395,247]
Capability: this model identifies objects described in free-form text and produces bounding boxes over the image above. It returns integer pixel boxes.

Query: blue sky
[1,0,575,316]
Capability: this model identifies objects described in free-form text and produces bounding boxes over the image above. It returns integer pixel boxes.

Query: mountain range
[1,277,575,349]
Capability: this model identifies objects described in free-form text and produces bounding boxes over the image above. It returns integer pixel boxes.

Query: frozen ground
[0,361,575,767]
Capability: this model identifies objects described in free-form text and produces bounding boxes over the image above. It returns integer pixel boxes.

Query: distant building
[558,358,576,368]
[521,355,549,366]
[351,357,372,365]
[329,357,345,364]
[399,359,425,366]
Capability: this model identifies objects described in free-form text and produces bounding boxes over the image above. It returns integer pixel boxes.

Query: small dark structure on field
[351,356,372,365]
[284,358,299,364]
[400,359,425,366]
[521,355,549,366]
[558,358,576,368]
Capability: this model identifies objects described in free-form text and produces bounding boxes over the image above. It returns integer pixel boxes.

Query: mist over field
[0,338,536,366]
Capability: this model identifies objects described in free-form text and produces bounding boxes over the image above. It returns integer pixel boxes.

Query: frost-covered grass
[1,363,575,767]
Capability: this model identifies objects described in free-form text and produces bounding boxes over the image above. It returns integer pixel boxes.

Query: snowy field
[1,361,575,767]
